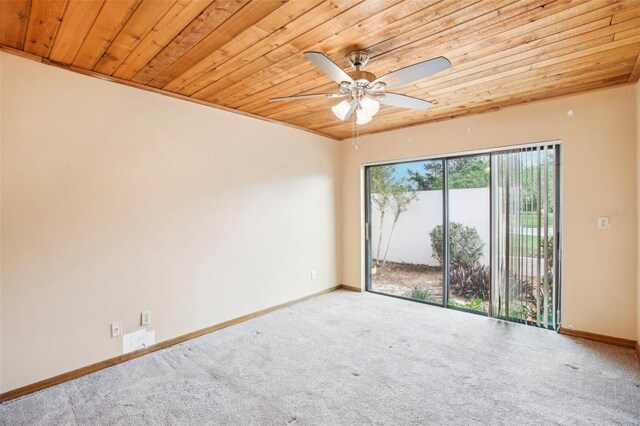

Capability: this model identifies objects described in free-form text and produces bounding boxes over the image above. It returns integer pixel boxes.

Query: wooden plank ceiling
[1,0,639,140]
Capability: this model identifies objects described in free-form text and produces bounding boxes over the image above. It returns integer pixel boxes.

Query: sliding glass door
[365,143,560,329]
[366,159,444,305]
[491,146,559,328]
[446,155,491,313]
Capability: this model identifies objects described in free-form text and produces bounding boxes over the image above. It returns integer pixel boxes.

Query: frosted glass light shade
[360,97,380,116]
[331,100,352,121]
[356,109,372,125]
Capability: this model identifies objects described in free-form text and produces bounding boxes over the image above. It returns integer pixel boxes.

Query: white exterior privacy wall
[370,188,490,266]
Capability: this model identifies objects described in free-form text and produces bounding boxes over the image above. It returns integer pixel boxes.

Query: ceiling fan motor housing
[349,70,376,86]
[346,51,376,86]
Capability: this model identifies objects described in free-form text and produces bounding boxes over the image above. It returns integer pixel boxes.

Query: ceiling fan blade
[269,93,344,102]
[370,56,451,88]
[304,51,355,85]
[378,93,432,110]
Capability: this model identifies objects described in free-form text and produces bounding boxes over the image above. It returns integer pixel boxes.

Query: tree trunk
[382,217,399,268]
[375,210,385,266]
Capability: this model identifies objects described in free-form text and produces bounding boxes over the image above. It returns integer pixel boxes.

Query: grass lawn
[519,212,554,228]
[508,234,554,257]
[509,234,537,257]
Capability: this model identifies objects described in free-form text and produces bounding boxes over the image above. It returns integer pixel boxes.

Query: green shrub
[449,265,490,301]
[406,285,434,302]
[429,222,484,268]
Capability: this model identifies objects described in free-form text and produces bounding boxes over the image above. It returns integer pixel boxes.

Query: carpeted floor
[1,290,639,425]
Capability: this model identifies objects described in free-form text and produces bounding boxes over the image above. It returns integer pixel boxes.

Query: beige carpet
[1,290,639,425]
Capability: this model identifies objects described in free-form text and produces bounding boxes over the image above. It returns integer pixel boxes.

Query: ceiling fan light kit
[270,50,451,146]
[356,108,373,125]
[331,100,353,121]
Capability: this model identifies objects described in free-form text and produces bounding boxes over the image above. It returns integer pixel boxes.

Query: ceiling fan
[270,51,451,125]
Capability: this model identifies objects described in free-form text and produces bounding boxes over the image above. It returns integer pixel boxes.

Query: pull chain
[351,111,359,150]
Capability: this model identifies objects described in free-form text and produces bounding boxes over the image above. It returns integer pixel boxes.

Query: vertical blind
[491,146,558,329]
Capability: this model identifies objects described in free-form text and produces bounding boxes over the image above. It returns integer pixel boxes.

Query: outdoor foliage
[500,236,554,322]
[429,222,484,269]
[370,165,397,266]
[518,162,555,214]
[381,190,419,267]
[407,157,489,190]
[371,165,418,267]
[406,285,435,302]
[522,236,555,323]
[448,298,485,312]
[406,161,442,190]
[449,265,490,301]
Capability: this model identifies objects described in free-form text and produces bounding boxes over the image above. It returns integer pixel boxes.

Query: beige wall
[1,50,638,393]
[0,52,3,391]
[342,85,638,341]
[0,53,341,392]
[637,81,640,345]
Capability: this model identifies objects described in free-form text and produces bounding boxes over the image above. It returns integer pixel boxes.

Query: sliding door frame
[443,152,492,317]
[364,166,373,293]
[489,144,562,329]
[362,141,562,328]
[443,159,450,308]
[554,145,562,328]
[363,158,445,308]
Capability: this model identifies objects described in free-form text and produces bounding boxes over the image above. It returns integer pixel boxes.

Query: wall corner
[636,80,640,345]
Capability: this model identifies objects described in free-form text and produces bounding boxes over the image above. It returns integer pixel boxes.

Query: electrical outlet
[311,270,317,280]
[141,311,151,326]
[111,322,122,338]
[597,217,610,230]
